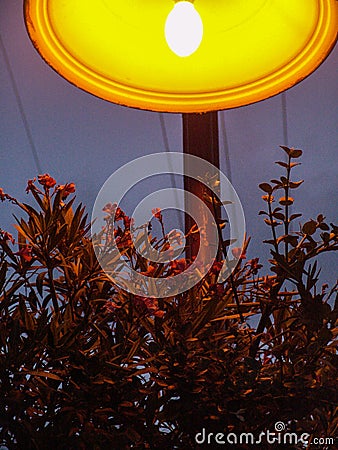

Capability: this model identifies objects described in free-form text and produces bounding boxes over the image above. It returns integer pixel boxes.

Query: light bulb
[165,1,203,57]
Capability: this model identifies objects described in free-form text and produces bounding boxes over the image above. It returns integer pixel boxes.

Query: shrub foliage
[0,148,337,449]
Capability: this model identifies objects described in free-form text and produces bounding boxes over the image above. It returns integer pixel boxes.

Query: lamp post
[23,0,337,258]
[183,112,220,260]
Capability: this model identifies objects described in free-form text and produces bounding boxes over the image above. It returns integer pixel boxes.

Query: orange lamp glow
[24,0,337,113]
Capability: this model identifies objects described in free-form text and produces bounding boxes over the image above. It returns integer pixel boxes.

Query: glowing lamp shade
[24,0,337,113]
[165,1,203,57]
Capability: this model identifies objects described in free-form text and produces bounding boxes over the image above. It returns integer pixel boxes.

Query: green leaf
[320,232,330,244]
[263,239,276,245]
[26,370,63,381]
[289,213,302,221]
[318,222,329,231]
[280,145,291,155]
[289,148,303,158]
[0,261,8,292]
[273,212,285,220]
[302,220,317,235]
[30,188,45,210]
[275,161,288,168]
[280,146,303,159]
[259,183,272,193]
[20,202,41,222]
[284,235,299,247]
[270,179,282,185]
[36,271,47,297]
[289,180,304,189]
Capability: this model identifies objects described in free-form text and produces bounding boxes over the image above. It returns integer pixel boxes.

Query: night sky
[1,0,337,285]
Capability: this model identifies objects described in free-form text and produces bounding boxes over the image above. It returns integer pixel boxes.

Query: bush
[0,147,337,449]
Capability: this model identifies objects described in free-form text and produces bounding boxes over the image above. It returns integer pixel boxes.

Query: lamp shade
[24,0,337,113]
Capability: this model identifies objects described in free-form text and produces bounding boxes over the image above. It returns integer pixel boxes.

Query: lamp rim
[24,0,337,113]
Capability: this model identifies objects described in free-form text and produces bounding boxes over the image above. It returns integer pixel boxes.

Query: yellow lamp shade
[24,0,337,113]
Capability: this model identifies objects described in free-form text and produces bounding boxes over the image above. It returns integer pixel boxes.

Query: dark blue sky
[1,0,337,284]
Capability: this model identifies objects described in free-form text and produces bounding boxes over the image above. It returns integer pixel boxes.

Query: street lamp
[24,0,337,257]
[24,0,337,112]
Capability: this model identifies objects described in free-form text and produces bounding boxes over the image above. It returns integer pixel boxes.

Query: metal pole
[183,112,220,261]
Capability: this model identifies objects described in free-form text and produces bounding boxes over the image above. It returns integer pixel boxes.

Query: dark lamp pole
[183,112,220,260]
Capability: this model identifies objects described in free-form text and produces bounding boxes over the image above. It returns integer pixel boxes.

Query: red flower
[38,174,56,188]
[104,301,122,313]
[248,257,262,274]
[144,297,158,310]
[210,261,223,275]
[103,203,125,221]
[115,207,125,221]
[1,231,15,244]
[261,332,273,343]
[15,245,32,262]
[261,275,275,291]
[141,264,156,276]
[58,182,76,199]
[231,247,246,260]
[133,296,165,318]
[262,350,272,365]
[152,208,162,221]
[169,258,187,275]
[115,231,133,250]
[123,215,134,229]
[103,202,117,215]
[0,188,7,201]
[114,227,122,238]
[25,178,37,193]
[209,283,225,296]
